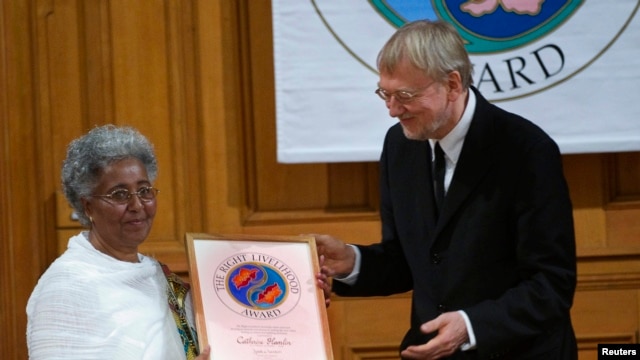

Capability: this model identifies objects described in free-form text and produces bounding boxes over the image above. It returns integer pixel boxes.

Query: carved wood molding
[577,271,640,291]
[242,208,380,226]
[577,332,638,350]
[346,343,402,360]
[607,152,640,206]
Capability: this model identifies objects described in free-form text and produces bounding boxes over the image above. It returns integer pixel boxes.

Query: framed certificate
[185,233,334,359]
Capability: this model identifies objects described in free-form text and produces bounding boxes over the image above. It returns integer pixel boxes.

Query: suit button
[438,304,447,313]
[431,253,442,264]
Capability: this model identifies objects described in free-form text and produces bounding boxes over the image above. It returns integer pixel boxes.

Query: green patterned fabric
[162,264,200,359]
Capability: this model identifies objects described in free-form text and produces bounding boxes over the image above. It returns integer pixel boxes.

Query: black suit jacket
[334,88,577,359]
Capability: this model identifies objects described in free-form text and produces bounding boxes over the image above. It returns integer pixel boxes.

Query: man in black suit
[315,20,577,359]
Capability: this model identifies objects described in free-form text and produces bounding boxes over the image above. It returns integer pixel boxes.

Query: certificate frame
[185,233,333,359]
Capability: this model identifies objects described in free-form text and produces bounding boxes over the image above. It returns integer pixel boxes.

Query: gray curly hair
[61,125,158,227]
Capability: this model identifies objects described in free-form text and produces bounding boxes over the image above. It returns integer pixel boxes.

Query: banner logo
[313,0,639,101]
[214,253,301,319]
[372,0,582,53]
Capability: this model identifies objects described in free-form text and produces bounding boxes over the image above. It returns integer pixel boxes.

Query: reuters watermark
[599,344,640,358]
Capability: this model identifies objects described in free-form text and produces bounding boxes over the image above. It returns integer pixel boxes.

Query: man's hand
[311,234,356,277]
[400,312,469,359]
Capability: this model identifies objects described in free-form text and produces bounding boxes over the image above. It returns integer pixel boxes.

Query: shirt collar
[429,89,476,165]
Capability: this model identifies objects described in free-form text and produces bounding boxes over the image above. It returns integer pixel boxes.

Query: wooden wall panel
[611,152,640,200]
[35,0,204,273]
[80,0,115,125]
[109,0,179,242]
[242,0,329,212]
[239,0,380,226]
[0,0,10,350]
[572,289,639,360]
[3,0,640,359]
[563,154,607,249]
[1,1,53,358]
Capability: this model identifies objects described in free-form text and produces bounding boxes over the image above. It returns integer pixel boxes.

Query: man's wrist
[333,245,361,285]
[458,310,477,351]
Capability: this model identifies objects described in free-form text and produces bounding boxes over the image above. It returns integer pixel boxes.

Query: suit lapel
[434,88,496,237]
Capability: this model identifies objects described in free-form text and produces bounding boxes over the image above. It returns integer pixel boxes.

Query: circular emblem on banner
[214,253,301,319]
[312,0,639,101]
[432,0,582,53]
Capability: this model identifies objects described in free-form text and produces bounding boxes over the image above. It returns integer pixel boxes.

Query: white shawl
[27,232,187,360]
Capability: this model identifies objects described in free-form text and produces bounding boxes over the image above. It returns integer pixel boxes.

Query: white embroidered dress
[27,232,187,360]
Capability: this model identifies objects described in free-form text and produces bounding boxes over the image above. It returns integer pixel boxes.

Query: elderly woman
[27,125,210,360]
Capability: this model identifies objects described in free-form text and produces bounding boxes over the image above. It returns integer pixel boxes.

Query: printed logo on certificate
[214,253,301,319]
[185,233,333,359]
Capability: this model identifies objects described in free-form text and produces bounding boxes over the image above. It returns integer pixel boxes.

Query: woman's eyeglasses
[92,186,159,204]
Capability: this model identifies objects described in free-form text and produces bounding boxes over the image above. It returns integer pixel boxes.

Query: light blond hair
[377,20,473,88]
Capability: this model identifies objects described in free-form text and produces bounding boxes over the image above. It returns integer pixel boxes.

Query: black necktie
[433,142,445,210]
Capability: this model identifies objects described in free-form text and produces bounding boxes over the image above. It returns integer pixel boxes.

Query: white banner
[272,0,640,163]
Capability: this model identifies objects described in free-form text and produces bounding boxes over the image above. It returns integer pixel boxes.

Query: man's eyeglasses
[92,186,159,204]
[375,82,436,104]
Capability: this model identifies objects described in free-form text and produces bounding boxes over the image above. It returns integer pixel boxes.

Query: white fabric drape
[27,232,187,360]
